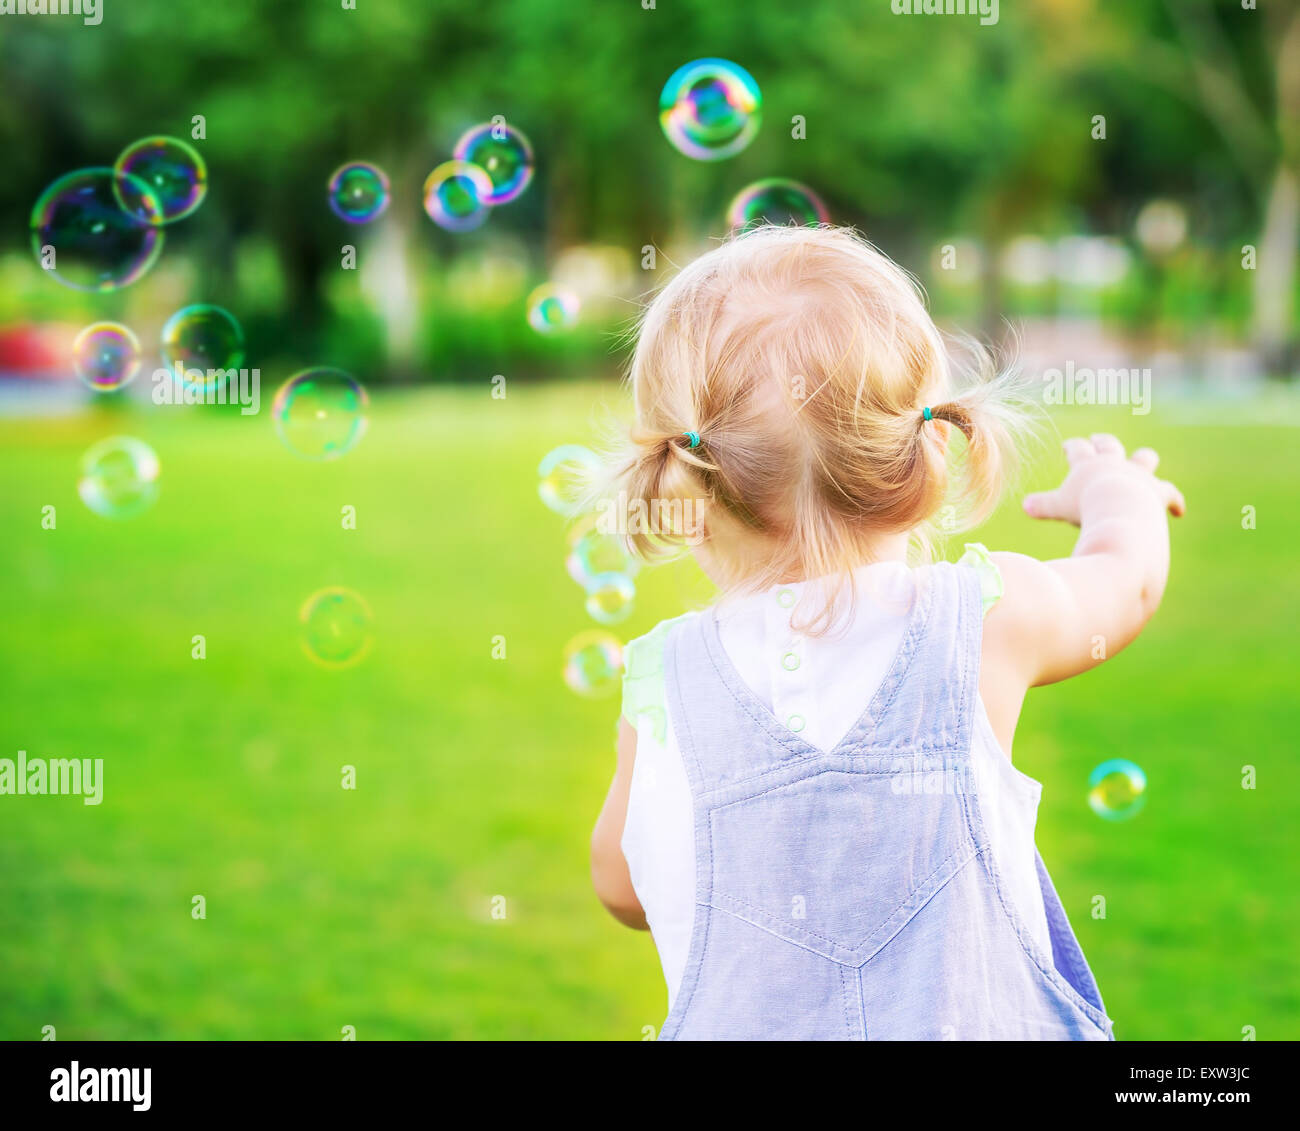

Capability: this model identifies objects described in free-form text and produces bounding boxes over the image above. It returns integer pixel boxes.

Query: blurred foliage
[0,0,1293,381]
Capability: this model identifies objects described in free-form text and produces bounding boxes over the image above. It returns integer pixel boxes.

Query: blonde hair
[608,225,1031,632]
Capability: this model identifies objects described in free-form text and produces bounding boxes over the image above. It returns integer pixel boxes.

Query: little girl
[590,225,1184,1041]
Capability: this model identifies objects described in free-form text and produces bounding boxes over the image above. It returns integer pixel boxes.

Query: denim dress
[657,560,1113,1041]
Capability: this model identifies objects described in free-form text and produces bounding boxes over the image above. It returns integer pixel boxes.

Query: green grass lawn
[0,380,1296,1040]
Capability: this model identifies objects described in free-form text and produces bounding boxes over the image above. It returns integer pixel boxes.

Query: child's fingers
[1130,447,1160,473]
[1090,433,1125,458]
[1023,489,1071,522]
[1062,437,1096,465]
[1161,480,1186,517]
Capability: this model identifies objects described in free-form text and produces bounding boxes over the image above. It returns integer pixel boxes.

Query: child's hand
[985,432,1183,700]
[1021,434,1186,527]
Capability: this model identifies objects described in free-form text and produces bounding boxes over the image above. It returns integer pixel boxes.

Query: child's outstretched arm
[980,433,1185,752]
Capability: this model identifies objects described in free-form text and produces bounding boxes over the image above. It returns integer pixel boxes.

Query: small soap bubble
[538,444,601,516]
[659,58,762,161]
[452,122,535,204]
[562,630,624,698]
[114,136,207,224]
[273,368,368,460]
[161,304,245,391]
[584,573,636,626]
[423,160,493,231]
[30,168,163,292]
[73,321,142,392]
[727,178,830,231]
[328,161,390,223]
[300,587,372,669]
[78,436,160,519]
[527,284,579,334]
[1088,759,1147,821]
[566,517,639,587]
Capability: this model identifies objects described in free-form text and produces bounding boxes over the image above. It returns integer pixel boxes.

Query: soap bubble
[538,444,601,515]
[659,58,761,161]
[273,368,368,460]
[1088,759,1147,821]
[78,436,160,519]
[423,160,493,231]
[566,517,639,587]
[584,573,636,626]
[30,168,163,292]
[727,178,829,231]
[526,283,579,333]
[300,587,372,669]
[328,161,390,223]
[452,122,535,204]
[562,630,624,697]
[73,321,142,392]
[161,305,245,391]
[114,136,207,224]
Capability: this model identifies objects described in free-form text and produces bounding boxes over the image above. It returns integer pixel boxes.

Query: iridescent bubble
[328,161,390,223]
[566,517,639,587]
[452,122,534,204]
[584,573,636,626]
[659,58,762,161]
[273,368,368,460]
[114,136,207,224]
[161,305,245,392]
[538,444,601,516]
[300,587,372,669]
[1088,759,1147,821]
[527,284,579,334]
[563,630,624,698]
[30,168,163,292]
[73,321,142,392]
[78,436,160,519]
[423,160,493,231]
[727,178,830,231]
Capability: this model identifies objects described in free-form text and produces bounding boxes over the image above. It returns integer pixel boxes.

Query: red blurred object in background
[0,323,74,378]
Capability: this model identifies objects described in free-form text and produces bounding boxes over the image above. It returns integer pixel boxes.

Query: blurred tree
[1096,0,1298,372]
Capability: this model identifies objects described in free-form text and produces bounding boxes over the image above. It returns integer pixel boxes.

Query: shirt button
[781,651,800,671]
[776,588,795,609]
[787,713,806,733]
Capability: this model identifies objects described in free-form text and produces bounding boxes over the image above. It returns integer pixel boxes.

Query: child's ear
[934,420,953,453]
[681,497,710,546]
[685,511,709,547]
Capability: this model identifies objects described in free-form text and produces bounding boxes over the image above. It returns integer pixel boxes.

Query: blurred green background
[1,0,1298,1040]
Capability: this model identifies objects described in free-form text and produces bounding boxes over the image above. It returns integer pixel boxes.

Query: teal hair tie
[922,406,933,422]
[683,430,701,449]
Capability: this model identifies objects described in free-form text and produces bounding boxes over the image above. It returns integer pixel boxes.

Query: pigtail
[613,425,713,560]
[921,333,1039,531]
